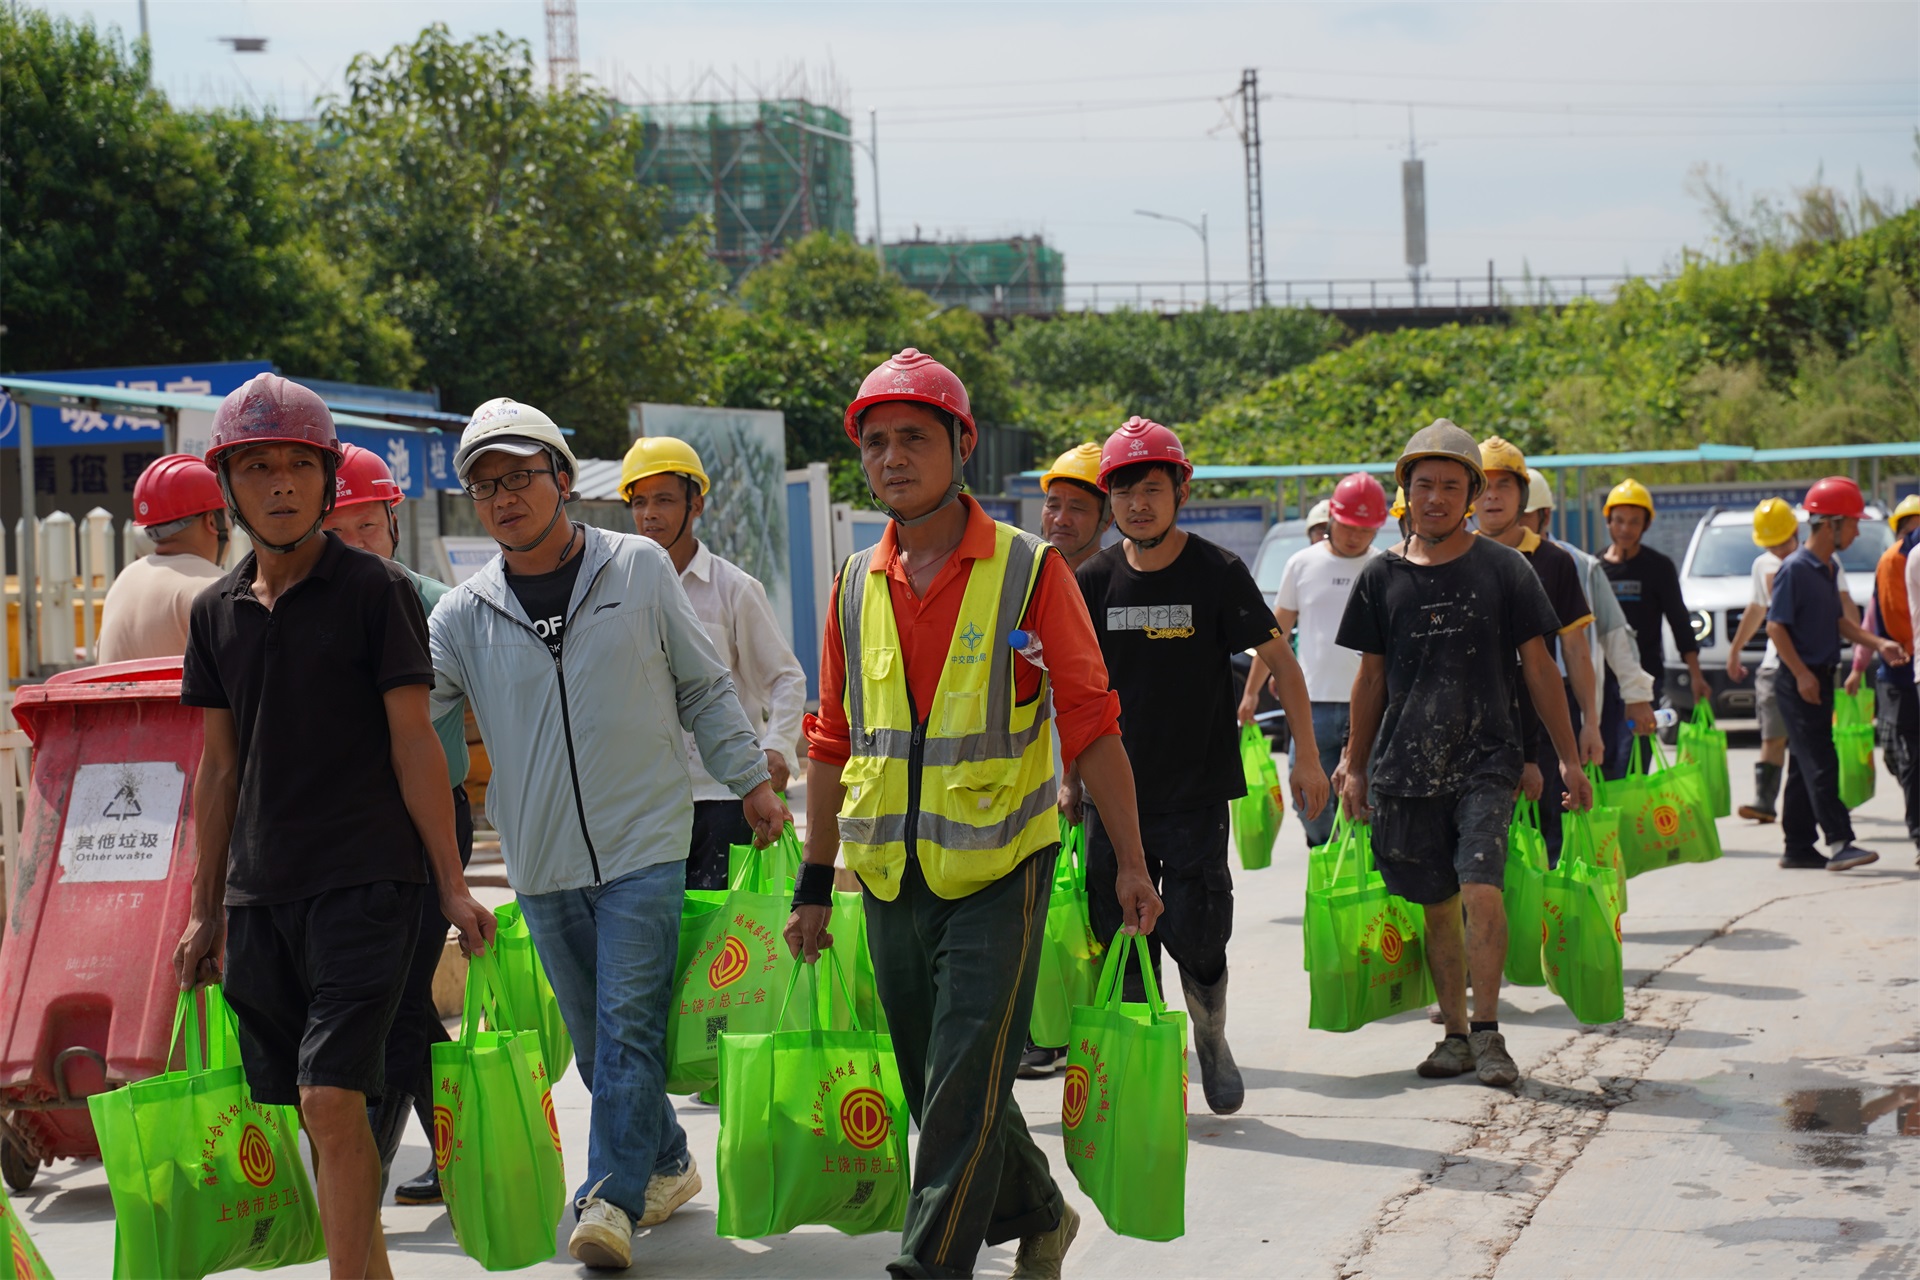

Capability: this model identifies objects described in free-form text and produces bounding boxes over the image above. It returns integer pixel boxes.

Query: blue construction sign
[0,361,272,448]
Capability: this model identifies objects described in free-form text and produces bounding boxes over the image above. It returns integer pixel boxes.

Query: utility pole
[138,0,150,83]
[1403,109,1427,309]
[1239,68,1267,308]
[545,0,579,91]
[784,113,885,277]
[1135,209,1210,307]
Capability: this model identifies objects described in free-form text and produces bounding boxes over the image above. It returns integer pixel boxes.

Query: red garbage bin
[0,658,202,1191]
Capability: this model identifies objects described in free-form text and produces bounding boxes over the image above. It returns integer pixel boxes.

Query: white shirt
[1751,551,1849,671]
[1274,540,1379,702]
[678,541,807,802]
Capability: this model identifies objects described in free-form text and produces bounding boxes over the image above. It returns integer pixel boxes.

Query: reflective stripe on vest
[836,522,1056,900]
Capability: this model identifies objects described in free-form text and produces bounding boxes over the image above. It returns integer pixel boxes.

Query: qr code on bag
[249,1217,274,1249]
[846,1180,876,1208]
[705,1015,728,1047]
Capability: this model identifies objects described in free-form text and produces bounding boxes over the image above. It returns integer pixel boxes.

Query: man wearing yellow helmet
[1727,498,1803,822]
[1038,442,1113,572]
[1600,479,1710,777]
[620,435,807,890]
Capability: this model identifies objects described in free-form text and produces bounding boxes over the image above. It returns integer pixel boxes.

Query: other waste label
[58,762,185,882]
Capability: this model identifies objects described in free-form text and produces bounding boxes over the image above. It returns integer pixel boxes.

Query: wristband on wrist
[791,860,835,908]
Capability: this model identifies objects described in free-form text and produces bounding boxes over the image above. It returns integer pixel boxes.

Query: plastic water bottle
[1008,628,1048,671]
[1653,708,1679,730]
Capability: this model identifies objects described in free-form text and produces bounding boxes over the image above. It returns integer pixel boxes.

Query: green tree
[313,24,720,457]
[0,8,416,381]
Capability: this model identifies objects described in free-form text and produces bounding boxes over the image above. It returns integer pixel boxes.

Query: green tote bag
[1540,810,1626,1025]
[1502,800,1548,988]
[1677,701,1732,818]
[714,953,911,1239]
[1031,823,1102,1047]
[1835,687,1876,810]
[485,902,575,1080]
[1302,811,1373,971]
[1,1186,54,1280]
[88,987,323,1280]
[1612,738,1722,878]
[1230,723,1284,870]
[1304,827,1436,1032]
[432,950,567,1271]
[667,841,801,1094]
[1061,933,1189,1242]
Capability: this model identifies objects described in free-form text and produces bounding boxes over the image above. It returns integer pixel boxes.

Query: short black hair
[1105,460,1185,493]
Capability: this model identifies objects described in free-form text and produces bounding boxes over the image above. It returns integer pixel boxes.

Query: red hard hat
[1097,416,1192,491]
[1803,475,1866,519]
[132,454,225,527]
[842,348,976,444]
[334,443,404,509]
[1329,471,1390,529]
[206,373,342,467]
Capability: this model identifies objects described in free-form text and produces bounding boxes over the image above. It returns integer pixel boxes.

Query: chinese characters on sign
[57,762,185,882]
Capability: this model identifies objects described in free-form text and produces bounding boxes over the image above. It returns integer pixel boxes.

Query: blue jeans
[1295,702,1349,848]
[516,861,690,1220]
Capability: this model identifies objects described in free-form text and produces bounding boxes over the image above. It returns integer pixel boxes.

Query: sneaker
[392,1163,441,1206]
[1826,844,1880,871]
[1470,1029,1520,1087]
[636,1156,702,1228]
[568,1189,633,1270]
[1737,803,1777,823]
[1017,1045,1066,1079]
[1416,1036,1476,1078]
[1012,1201,1080,1280]
[1779,851,1830,869]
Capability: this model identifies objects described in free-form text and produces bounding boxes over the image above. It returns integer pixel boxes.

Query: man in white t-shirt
[1728,498,1828,823]
[1240,473,1388,846]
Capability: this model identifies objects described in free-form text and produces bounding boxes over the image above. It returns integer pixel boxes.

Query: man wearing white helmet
[1305,498,1332,545]
[428,398,790,1270]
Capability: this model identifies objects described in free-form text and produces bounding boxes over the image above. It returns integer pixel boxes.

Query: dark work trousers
[687,799,753,891]
[863,849,1063,1279]
[1775,667,1855,858]
[1599,669,1651,781]
[1877,674,1920,843]
[1536,680,1583,866]
[387,786,473,1140]
[1085,800,1232,1001]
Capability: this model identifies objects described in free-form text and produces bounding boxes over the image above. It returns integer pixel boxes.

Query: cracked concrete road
[14,740,1918,1277]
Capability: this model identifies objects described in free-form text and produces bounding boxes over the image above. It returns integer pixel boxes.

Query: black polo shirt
[182,532,434,906]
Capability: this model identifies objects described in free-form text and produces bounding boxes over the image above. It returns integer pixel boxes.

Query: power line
[859,65,1919,95]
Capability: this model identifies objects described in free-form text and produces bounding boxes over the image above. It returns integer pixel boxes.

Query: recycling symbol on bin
[102,779,143,821]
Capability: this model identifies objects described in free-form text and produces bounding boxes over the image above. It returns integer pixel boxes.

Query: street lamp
[1135,208,1210,308]
[782,109,885,276]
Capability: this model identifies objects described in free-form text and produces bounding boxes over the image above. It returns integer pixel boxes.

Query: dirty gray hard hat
[1394,418,1487,496]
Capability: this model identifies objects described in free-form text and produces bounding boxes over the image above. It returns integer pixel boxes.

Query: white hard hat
[1525,467,1554,514]
[1306,499,1332,529]
[454,397,578,483]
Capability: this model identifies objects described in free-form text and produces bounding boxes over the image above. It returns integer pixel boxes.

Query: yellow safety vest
[836,522,1057,900]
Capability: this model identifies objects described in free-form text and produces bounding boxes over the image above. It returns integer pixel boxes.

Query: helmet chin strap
[218,459,336,556]
[496,499,567,554]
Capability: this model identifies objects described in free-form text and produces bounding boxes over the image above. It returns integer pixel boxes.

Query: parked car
[1667,504,1888,721]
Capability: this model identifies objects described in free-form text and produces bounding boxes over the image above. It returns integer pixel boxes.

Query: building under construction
[885,236,1065,316]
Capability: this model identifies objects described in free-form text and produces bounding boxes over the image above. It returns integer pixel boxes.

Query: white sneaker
[637,1156,703,1228]
[568,1186,634,1270]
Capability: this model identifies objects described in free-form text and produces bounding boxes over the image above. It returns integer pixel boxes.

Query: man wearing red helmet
[1074,415,1329,1117]
[97,454,230,663]
[1239,471,1387,848]
[173,374,494,1280]
[788,350,1162,1279]
[1766,476,1910,871]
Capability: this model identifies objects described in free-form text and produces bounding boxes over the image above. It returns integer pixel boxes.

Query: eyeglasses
[464,468,554,501]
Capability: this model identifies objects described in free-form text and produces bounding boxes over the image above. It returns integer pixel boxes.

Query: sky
[38,2,1920,300]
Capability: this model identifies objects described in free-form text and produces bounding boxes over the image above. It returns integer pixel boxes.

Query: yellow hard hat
[1390,486,1407,520]
[620,435,710,502]
[1603,478,1655,521]
[1890,493,1920,532]
[1479,435,1528,480]
[1752,497,1798,547]
[1524,467,1554,514]
[1040,442,1104,495]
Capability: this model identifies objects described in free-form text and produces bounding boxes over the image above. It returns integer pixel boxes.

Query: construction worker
[1238,471,1388,848]
[1337,420,1591,1089]
[1072,415,1328,1116]
[317,443,472,1208]
[620,434,806,889]
[1037,441,1113,572]
[1306,498,1332,545]
[1727,499,1807,823]
[97,454,229,663]
[1474,439,1603,859]
[172,374,494,1280]
[1862,496,1919,853]
[1766,476,1908,871]
[429,399,788,1270]
[1599,479,1709,777]
[786,349,1162,1278]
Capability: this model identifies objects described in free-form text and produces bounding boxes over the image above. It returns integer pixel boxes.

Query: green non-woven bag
[1834,689,1876,809]
[1230,723,1283,870]
[729,813,806,894]
[1612,738,1722,878]
[714,953,911,1239]
[485,902,574,1080]
[1582,764,1629,916]
[1503,799,1548,988]
[433,950,566,1272]
[1302,811,1372,971]
[88,987,323,1280]
[1031,824,1102,1047]
[1061,933,1189,1242]
[1540,810,1626,1025]
[666,870,796,1096]
[1,1185,54,1280]
[1303,828,1435,1032]
[1677,701,1732,818]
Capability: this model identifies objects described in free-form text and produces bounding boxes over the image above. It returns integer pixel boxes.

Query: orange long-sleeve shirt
[804,496,1121,768]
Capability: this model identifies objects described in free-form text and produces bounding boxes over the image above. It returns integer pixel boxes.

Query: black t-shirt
[1602,544,1695,680]
[181,533,434,906]
[1075,533,1280,813]
[1335,537,1562,797]
[1517,533,1592,662]
[506,546,585,659]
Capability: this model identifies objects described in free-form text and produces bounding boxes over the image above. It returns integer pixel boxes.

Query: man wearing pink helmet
[1073,415,1329,1117]
[173,374,494,1280]
[1240,471,1387,847]
[97,454,230,663]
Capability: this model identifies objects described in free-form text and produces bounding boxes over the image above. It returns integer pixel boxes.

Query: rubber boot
[368,1091,414,1198]
[1179,968,1244,1115]
[1739,762,1781,823]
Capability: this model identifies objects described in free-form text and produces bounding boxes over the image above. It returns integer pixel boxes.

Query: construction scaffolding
[885,236,1066,316]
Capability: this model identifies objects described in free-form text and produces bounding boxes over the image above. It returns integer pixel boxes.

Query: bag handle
[1514,796,1540,834]
[1648,734,1676,773]
[1092,932,1170,1023]
[167,989,202,1077]
[1327,808,1370,883]
[1627,734,1644,775]
[1691,700,1717,730]
[462,949,522,1047]
[773,948,864,1033]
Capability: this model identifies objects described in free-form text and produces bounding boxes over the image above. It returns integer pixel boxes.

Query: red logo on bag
[1652,804,1680,837]
[1379,923,1404,965]
[433,1104,454,1171]
[1615,915,1624,944]
[237,1123,276,1188]
[1062,1064,1090,1130]
[12,1230,32,1279]
[543,1089,562,1152]
[839,1088,892,1151]
[708,935,751,989]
